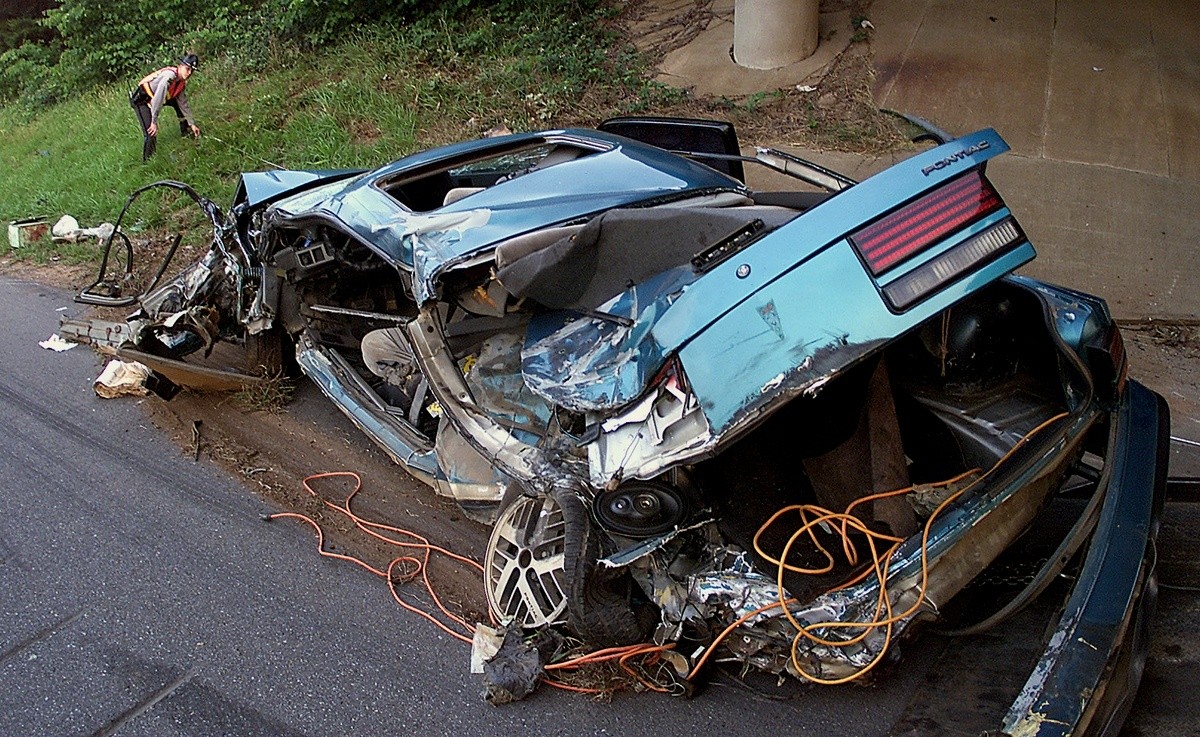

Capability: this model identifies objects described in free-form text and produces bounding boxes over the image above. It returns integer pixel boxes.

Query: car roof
[271,129,748,302]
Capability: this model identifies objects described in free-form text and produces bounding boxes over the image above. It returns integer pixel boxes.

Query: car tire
[486,484,649,647]
[241,327,287,376]
[486,486,571,628]
[553,485,650,648]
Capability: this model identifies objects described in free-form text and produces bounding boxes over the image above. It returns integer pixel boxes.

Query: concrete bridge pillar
[733,0,820,69]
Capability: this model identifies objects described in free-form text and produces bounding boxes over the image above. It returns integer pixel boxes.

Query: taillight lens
[850,170,1003,275]
[1109,325,1128,397]
[650,354,690,396]
[882,218,1025,310]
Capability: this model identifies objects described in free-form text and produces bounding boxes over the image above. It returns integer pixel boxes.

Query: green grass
[1,12,678,261]
[0,36,433,228]
[1,6,904,270]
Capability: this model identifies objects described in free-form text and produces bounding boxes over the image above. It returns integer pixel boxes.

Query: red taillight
[850,171,1003,275]
[1081,323,1128,404]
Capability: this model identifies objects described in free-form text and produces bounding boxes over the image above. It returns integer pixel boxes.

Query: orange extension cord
[271,471,677,696]
[278,410,1067,695]
[688,410,1071,685]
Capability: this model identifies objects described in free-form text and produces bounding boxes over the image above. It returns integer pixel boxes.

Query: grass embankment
[1,5,904,270]
[0,12,677,264]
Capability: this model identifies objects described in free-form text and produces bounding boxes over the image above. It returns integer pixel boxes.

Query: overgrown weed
[232,369,296,413]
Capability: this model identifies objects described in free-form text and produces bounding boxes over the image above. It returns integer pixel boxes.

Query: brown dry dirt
[138,379,495,628]
[607,0,910,154]
[1120,324,1200,477]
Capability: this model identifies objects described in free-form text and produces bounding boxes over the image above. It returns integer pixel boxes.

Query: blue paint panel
[361,128,738,191]
[515,130,1024,419]
[654,129,1010,349]
[521,302,669,412]
[238,168,364,207]
[363,130,557,180]
[1001,381,1167,736]
[269,130,743,299]
[1009,274,1112,353]
[679,240,1034,434]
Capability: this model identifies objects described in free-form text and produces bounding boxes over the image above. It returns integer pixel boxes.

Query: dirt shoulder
[137,377,495,626]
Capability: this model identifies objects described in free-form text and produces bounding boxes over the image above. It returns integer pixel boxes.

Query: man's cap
[179,53,199,70]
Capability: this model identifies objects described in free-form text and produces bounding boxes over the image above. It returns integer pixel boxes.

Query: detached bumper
[1002,380,1169,737]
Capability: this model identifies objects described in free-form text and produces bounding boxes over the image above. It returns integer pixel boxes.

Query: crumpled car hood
[237,168,365,209]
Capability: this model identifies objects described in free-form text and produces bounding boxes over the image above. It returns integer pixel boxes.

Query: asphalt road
[0,276,950,736]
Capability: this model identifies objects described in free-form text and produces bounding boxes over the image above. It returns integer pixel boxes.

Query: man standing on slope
[130,53,201,161]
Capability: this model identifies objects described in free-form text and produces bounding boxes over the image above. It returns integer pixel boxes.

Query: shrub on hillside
[0,0,604,106]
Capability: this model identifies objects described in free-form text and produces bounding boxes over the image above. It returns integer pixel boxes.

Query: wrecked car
[69,117,1168,734]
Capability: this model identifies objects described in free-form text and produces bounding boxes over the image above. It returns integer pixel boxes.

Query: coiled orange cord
[269,471,486,643]
[272,471,677,695]
[690,411,1070,685]
[276,407,1068,694]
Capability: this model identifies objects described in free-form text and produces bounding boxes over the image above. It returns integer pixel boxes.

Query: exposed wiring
[269,471,486,644]
[689,411,1070,685]
[278,408,1069,694]
[709,665,808,701]
[1159,583,1200,593]
[543,642,680,694]
[687,599,793,681]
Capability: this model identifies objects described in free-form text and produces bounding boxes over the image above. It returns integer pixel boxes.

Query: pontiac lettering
[921,140,990,176]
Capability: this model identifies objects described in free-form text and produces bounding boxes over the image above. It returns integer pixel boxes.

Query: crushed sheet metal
[599,518,714,568]
[688,564,784,625]
[94,359,153,398]
[760,373,785,393]
[59,317,131,349]
[908,473,980,518]
[600,388,655,432]
[117,346,264,392]
[38,334,76,352]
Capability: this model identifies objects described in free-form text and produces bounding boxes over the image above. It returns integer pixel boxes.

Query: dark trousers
[130,89,187,161]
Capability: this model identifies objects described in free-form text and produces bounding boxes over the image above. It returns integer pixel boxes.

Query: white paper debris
[470,623,505,674]
[50,214,116,244]
[52,215,80,238]
[796,84,818,93]
[38,334,76,352]
[94,359,153,399]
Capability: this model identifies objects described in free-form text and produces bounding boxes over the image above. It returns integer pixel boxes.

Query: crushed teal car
[72,118,1167,734]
